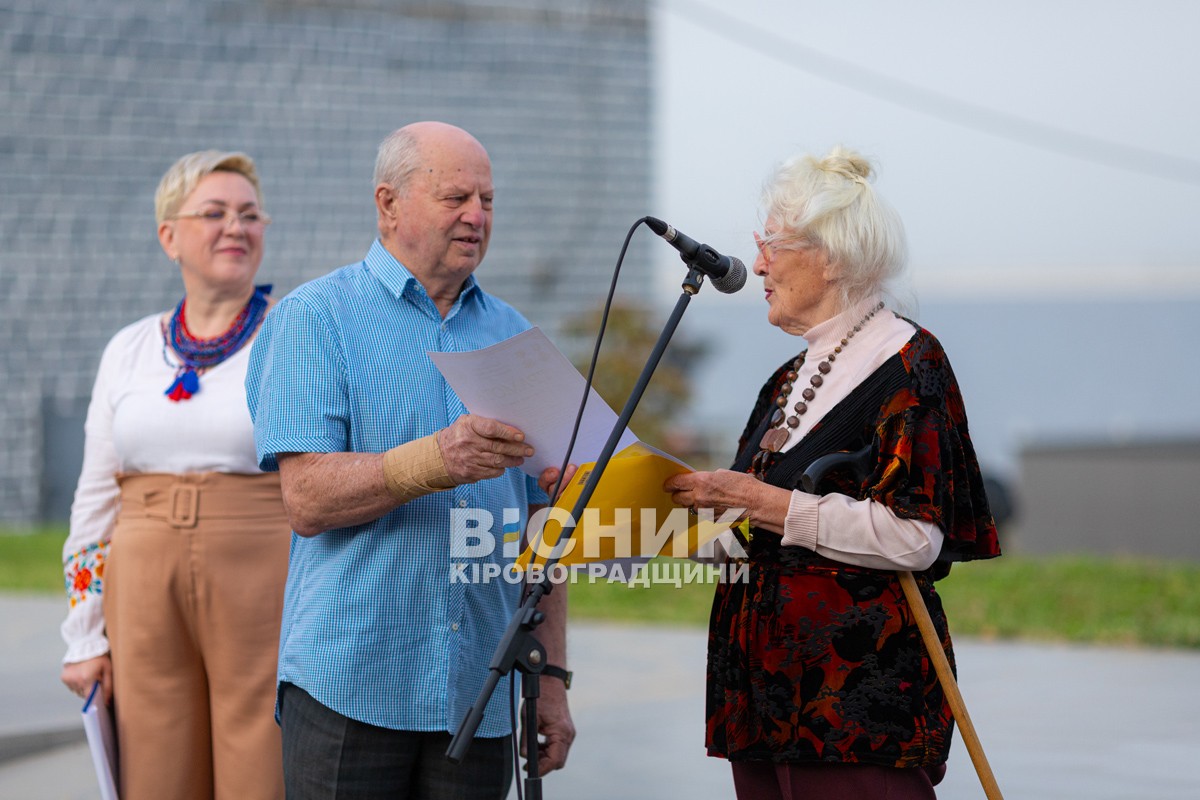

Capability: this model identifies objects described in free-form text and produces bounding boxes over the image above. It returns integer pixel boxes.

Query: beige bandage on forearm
[382,432,456,503]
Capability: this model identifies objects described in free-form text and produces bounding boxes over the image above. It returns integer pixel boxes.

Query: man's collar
[364,240,481,307]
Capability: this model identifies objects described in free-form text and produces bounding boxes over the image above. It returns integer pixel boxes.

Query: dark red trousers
[731,760,946,800]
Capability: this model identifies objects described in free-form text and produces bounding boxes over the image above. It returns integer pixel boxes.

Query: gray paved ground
[3,594,1199,799]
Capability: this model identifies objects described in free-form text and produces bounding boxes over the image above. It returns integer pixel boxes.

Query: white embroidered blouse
[60,312,263,663]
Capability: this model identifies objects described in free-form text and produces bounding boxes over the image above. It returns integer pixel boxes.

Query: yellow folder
[517,442,738,570]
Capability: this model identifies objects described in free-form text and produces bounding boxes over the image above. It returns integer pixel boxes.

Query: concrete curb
[0,726,86,765]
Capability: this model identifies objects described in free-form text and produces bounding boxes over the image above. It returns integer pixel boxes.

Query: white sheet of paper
[429,327,638,476]
[82,680,119,800]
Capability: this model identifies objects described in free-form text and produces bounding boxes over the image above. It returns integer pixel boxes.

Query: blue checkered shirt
[246,240,547,736]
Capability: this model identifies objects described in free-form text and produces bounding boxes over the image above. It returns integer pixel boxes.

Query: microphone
[645,216,747,294]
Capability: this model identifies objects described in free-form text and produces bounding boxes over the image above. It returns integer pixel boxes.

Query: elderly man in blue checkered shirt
[247,121,574,799]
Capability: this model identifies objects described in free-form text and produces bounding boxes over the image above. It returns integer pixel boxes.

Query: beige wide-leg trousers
[104,472,290,800]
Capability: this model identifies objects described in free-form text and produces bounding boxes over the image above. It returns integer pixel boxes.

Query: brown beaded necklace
[750,301,885,479]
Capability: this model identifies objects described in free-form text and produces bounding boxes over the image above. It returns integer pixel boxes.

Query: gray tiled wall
[0,0,652,521]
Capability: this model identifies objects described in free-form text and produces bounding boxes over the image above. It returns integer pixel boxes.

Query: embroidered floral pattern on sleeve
[64,542,108,608]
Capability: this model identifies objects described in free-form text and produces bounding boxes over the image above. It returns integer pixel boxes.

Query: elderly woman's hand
[663,469,791,535]
[663,469,763,519]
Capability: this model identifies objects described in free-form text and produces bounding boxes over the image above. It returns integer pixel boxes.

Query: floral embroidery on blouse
[64,542,108,608]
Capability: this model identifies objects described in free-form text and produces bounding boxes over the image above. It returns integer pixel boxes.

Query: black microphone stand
[446,264,710,798]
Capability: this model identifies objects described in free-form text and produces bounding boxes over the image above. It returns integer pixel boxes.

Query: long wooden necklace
[751,301,884,478]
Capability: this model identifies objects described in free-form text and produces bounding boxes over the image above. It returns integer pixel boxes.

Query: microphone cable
[510,215,651,800]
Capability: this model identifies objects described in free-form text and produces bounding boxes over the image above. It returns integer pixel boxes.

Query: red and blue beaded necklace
[163,284,271,401]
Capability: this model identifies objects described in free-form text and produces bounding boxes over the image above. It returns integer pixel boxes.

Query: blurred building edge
[1015,437,1200,559]
[0,0,652,524]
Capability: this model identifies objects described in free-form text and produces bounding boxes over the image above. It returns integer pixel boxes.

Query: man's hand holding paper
[430,328,739,568]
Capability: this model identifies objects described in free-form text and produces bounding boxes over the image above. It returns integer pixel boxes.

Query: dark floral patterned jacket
[706,323,1000,768]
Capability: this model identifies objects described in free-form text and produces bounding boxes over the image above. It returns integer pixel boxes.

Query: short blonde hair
[154,150,263,223]
[762,145,907,311]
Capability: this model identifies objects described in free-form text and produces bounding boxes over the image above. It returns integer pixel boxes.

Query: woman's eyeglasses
[752,231,775,266]
[753,230,807,266]
[171,207,272,229]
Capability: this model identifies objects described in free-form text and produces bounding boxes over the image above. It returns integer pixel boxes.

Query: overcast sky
[642,1,1200,470]
[650,0,1200,301]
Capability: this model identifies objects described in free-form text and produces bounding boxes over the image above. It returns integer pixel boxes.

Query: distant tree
[561,300,710,449]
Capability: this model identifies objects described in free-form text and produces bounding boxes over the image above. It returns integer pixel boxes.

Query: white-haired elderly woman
[665,146,1000,800]
[59,151,288,799]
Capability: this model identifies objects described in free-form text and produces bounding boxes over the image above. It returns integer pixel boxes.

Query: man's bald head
[374,122,489,196]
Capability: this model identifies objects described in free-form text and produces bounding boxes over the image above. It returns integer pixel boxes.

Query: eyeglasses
[753,230,806,266]
[170,207,272,229]
[752,231,770,266]
[753,231,787,267]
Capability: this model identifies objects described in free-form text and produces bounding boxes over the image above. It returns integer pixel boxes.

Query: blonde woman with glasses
[59,151,288,799]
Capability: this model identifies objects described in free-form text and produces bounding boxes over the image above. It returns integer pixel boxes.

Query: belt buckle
[168,485,199,528]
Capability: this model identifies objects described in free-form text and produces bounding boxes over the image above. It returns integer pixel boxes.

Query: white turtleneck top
[772,296,944,571]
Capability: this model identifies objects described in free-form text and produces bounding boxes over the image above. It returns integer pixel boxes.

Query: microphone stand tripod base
[446,587,552,800]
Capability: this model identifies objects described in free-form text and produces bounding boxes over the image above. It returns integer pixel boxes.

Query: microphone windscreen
[713,257,747,294]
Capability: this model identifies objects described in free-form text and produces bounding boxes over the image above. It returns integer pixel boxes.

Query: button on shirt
[246,240,547,736]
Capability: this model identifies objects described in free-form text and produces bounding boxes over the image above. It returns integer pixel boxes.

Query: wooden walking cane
[897,570,1004,799]
[802,447,1004,800]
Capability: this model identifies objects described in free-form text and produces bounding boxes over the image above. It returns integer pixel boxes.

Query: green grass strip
[5,528,1198,648]
[566,555,1200,649]
[0,527,66,594]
